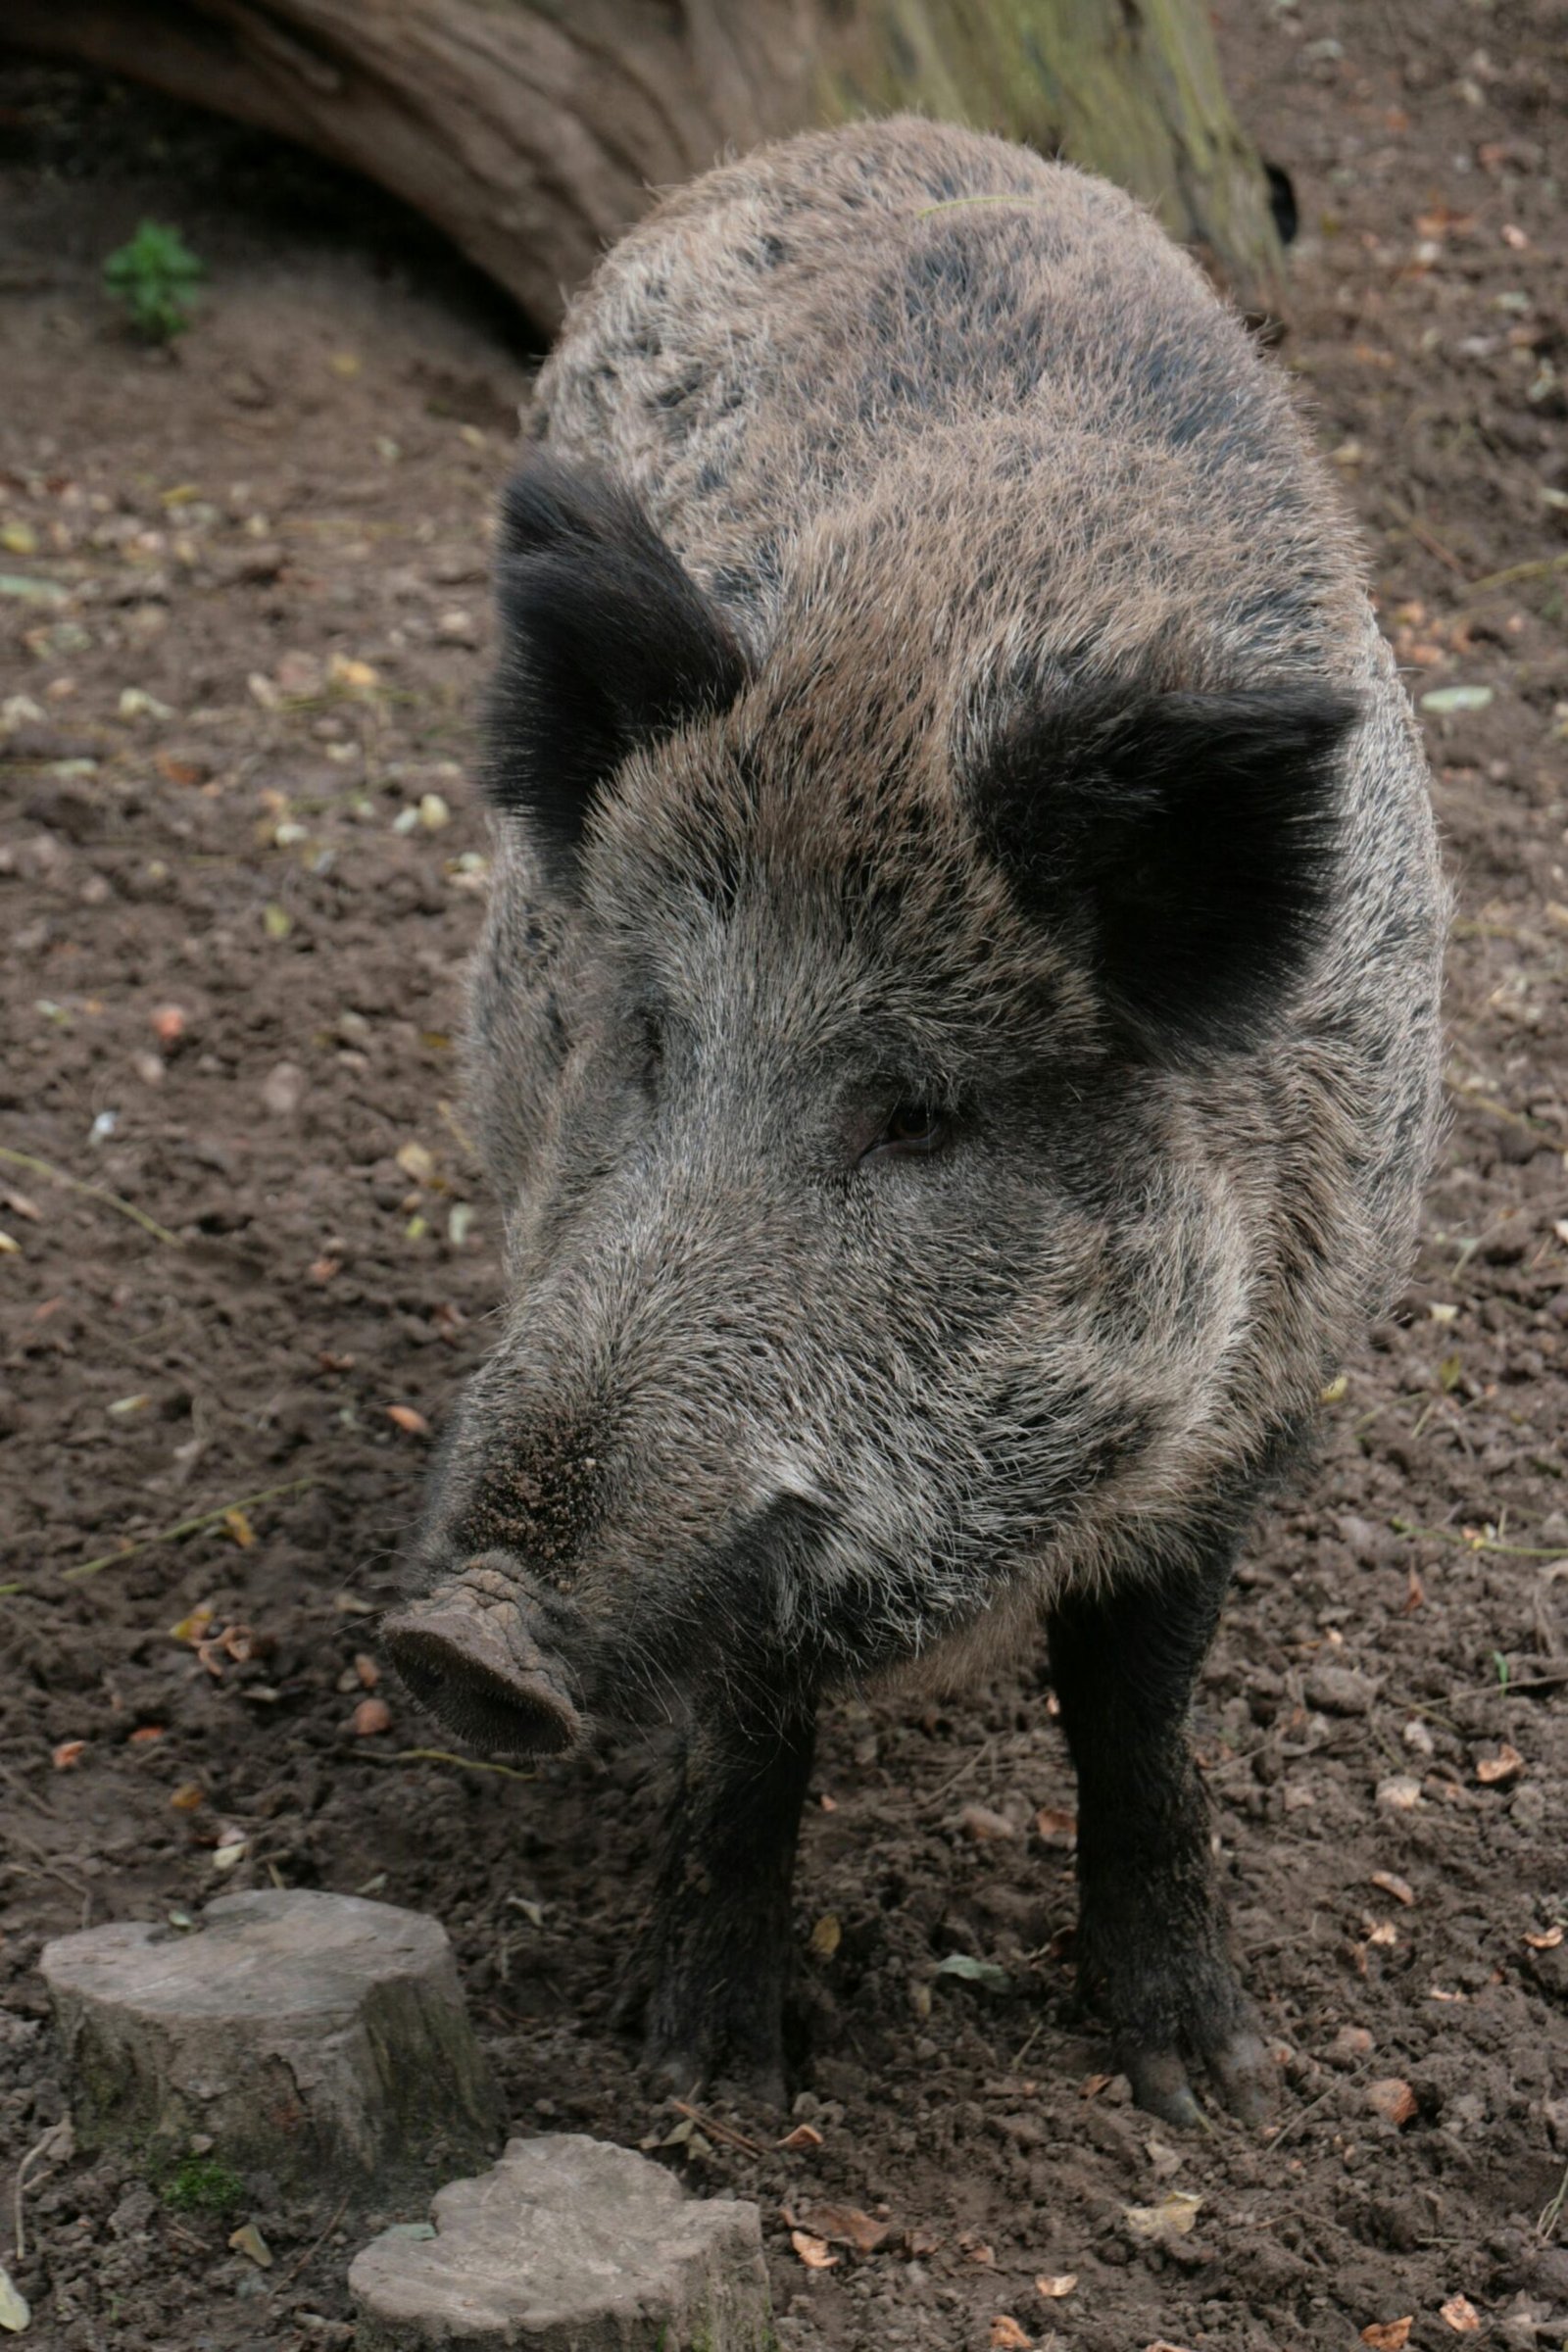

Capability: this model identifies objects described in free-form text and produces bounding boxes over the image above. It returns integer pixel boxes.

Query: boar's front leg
[630,1700,816,2106]
[1048,1544,1271,2130]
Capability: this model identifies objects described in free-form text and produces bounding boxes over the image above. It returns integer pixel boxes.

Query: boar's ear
[485,453,751,874]
[971,681,1360,1056]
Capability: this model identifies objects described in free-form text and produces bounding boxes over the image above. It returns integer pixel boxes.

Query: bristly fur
[968,680,1363,1058]
[407,118,1448,2107]
[447,111,1446,1701]
[486,452,750,878]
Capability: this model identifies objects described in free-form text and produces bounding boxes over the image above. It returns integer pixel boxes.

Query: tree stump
[7,0,1288,329]
[40,1889,502,2193]
[350,2134,772,2352]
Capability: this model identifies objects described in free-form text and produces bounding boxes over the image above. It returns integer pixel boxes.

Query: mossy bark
[813,0,1288,317]
[8,0,1286,331]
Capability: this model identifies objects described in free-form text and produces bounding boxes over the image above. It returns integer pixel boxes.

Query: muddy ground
[1,5,1565,2348]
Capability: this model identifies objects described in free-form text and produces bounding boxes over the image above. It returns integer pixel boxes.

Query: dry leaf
[1370,1870,1415,1906]
[51,1739,86,1771]
[196,1624,253,1676]
[1145,2342,1199,2352]
[1367,2078,1417,2127]
[777,2122,823,2150]
[228,2222,272,2268]
[354,1653,380,1690]
[396,1140,436,1185]
[1034,1805,1077,1845]
[328,652,379,690]
[1524,1926,1563,1950]
[0,2256,30,2333]
[1079,2073,1112,2098]
[792,2203,888,2255]
[790,2230,838,2270]
[223,1506,256,1549]
[170,1782,205,1811]
[1036,2273,1078,2298]
[385,1404,430,1437]
[990,2321,1031,2349]
[809,1913,842,1958]
[1123,2190,1201,2242]
[1440,2295,1481,2334]
[352,1698,392,1738]
[1360,2322,1412,2351]
[171,1602,215,1646]
[127,1725,164,1745]
[1476,1742,1523,1786]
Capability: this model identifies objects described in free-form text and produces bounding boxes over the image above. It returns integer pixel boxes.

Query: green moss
[161,2156,245,2215]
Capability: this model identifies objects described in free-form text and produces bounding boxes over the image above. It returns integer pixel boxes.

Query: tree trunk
[6,0,1286,333]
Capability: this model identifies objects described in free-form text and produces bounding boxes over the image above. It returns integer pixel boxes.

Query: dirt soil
[1,8,1566,2349]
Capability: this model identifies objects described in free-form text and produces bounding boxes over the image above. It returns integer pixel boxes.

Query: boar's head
[384,451,1357,1754]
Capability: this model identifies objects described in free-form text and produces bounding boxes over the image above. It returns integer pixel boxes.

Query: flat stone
[350,2134,771,2350]
[41,1889,500,2191]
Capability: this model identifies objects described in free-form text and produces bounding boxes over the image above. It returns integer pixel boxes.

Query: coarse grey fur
[395,118,1446,2118]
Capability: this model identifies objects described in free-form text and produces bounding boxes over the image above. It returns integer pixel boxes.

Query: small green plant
[161,2154,244,2214]
[103,220,204,343]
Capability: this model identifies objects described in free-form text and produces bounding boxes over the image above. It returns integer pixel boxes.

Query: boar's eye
[863,1102,946,1162]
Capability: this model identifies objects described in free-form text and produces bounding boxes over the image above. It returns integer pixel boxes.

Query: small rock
[1303,1665,1380,1716]
[1327,2025,1374,2068]
[1366,2077,1417,2127]
[350,2134,771,2350]
[958,1804,1016,1842]
[1376,1775,1424,1812]
[262,1060,306,1118]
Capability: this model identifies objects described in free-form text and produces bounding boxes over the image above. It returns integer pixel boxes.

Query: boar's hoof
[1122,2025,1274,2132]
[382,1595,581,1756]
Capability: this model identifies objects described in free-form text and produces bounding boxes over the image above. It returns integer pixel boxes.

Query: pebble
[261,1059,306,1117]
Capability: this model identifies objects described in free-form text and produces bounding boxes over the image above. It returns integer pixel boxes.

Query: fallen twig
[14,2122,73,2262]
[50,1480,319,1586]
[1444,1080,1553,1139]
[1266,2081,1340,2151]
[1390,1519,1567,1561]
[350,1746,538,1783]
[1466,549,1568,599]
[671,2100,772,2159]
[274,2190,351,2291]
[1382,496,1471,578]
[0,1143,183,1248]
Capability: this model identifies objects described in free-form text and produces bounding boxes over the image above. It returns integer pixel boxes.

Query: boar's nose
[381,1555,583,1756]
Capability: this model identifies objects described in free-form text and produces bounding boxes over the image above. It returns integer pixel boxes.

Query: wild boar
[383,117,1446,2126]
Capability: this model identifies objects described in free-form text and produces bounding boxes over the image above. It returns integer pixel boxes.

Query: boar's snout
[381,1552,583,1756]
